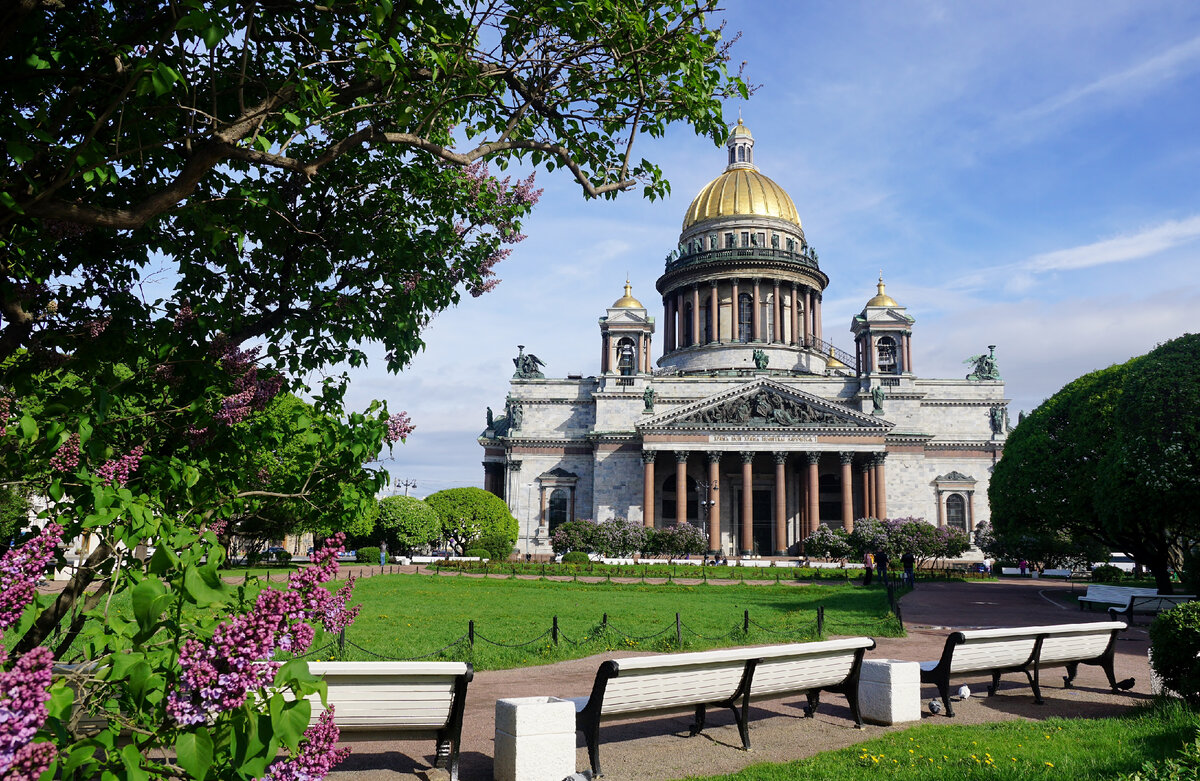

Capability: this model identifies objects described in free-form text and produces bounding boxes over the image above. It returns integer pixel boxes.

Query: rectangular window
[741,231,750,247]
[725,233,735,249]
[756,232,765,247]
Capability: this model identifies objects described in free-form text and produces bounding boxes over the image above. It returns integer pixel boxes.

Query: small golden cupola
[612,279,644,309]
[865,273,899,308]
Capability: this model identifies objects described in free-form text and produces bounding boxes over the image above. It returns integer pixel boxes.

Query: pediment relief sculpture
[669,389,848,428]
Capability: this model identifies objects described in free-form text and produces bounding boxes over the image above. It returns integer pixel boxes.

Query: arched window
[548,488,569,529]
[946,494,966,532]
[682,301,694,346]
[737,146,745,162]
[728,148,735,166]
[738,293,753,342]
[617,337,636,375]
[661,475,699,522]
[877,336,898,373]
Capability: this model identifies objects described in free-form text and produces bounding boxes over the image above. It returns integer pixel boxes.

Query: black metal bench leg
[938,675,955,717]
[1029,663,1044,705]
[583,719,602,777]
[987,671,1002,696]
[844,684,865,729]
[689,705,707,737]
[803,690,821,718]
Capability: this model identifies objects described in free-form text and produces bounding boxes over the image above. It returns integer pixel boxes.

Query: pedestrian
[902,551,915,588]
[877,550,890,585]
[862,551,874,586]
[1019,558,1027,576]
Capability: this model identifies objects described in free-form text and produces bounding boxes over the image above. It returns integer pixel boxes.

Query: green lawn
[678,700,1199,780]
[299,572,903,670]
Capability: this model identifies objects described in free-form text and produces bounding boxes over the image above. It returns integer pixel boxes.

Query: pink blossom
[214,347,285,426]
[384,412,414,444]
[167,535,360,726]
[259,708,350,781]
[173,302,195,330]
[49,434,80,473]
[84,318,110,338]
[0,646,55,780]
[0,524,63,631]
[95,445,144,485]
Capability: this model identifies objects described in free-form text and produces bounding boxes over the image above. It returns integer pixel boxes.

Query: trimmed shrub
[561,551,590,566]
[1149,601,1200,706]
[377,495,441,554]
[355,546,381,564]
[271,549,292,565]
[425,487,519,556]
[1092,564,1125,582]
[464,547,491,559]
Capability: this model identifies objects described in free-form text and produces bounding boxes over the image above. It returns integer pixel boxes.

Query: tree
[376,495,441,554]
[990,334,1200,592]
[425,487,519,559]
[0,1,743,776]
[0,486,31,542]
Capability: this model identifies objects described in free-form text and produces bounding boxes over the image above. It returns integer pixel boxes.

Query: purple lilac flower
[384,412,414,444]
[49,433,80,473]
[167,535,360,726]
[0,524,63,631]
[259,708,350,781]
[0,645,55,780]
[214,346,285,426]
[95,445,144,485]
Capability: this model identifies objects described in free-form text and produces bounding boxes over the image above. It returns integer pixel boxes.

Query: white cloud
[1025,215,1200,272]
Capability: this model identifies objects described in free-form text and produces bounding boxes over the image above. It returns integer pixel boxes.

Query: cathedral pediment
[639,378,889,432]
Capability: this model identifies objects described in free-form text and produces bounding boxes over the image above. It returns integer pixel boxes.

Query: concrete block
[858,659,921,725]
[494,697,576,781]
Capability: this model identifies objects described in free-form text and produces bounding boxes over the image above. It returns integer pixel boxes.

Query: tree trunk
[1153,564,1175,595]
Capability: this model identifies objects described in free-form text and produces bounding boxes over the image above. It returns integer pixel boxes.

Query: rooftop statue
[643,385,656,411]
[965,345,1001,381]
[512,344,545,379]
[871,384,885,415]
[752,349,769,369]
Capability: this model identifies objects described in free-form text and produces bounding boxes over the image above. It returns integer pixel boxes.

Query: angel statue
[964,345,1001,381]
[512,345,546,379]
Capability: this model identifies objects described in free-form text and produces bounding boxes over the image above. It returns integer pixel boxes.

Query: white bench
[1108,594,1196,625]
[306,661,473,781]
[919,621,1132,716]
[1078,584,1158,610]
[571,637,875,776]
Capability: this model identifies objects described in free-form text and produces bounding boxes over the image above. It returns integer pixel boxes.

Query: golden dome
[825,347,848,369]
[612,280,644,309]
[730,117,753,138]
[682,168,801,230]
[866,274,899,307]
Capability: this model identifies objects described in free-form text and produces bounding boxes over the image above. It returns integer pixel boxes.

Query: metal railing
[665,246,822,273]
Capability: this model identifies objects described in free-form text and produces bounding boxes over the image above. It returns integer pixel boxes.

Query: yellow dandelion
[1046,762,1055,767]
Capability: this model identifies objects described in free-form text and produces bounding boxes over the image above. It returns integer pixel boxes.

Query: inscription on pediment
[671,389,847,428]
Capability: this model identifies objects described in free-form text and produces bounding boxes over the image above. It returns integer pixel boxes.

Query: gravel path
[325,577,1154,780]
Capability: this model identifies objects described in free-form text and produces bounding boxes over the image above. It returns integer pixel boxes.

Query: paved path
[325,578,1154,781]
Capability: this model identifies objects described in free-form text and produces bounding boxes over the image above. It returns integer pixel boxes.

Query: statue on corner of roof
[871,384,885,415]
[965,345,1001,381]
[486,406,494,429]
[512,344,545,379]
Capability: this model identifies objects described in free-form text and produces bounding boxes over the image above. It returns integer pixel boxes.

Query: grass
[678,700,1200,780]
[297,572,904,670]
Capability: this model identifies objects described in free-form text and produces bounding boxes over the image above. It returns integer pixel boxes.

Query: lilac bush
[260,709,351,781]
[550,519,598,554]
[591,517,648,558]
[655,523,708,557]
[803,524,852,559]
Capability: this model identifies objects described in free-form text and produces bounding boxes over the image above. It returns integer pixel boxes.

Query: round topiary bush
[1149,602,1200,705]
[355,546,381,564]
[1091,564,1125,582]
[464,548,490,559]
[425,487,518,560]
[561,551,590,566]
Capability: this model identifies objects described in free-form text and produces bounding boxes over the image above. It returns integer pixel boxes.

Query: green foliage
[355,546,381,564]
[550,520,597,554]
[272,548,292,565]
[0,486,31,540]
[425,487,518,556]
[376,495,441,554]
[464,548,491,559]
[1092,564,1126,583]
[1151,602,1200,706]
[991,334,1200,592]
[1122,735,1200,781]
[561,551,591,565]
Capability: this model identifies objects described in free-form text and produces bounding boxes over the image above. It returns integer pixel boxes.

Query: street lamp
[696,478,718,553]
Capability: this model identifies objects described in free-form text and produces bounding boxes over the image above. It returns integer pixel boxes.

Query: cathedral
[480,120,1007,557]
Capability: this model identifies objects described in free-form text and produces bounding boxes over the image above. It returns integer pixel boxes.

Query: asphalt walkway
[325,577,1155,781]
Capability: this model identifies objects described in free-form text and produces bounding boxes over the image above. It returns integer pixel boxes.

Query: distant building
[480,120,1007,557]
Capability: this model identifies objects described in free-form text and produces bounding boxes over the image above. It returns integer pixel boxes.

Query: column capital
[706,450,723,464]
[839,451,855,464]
[876,451,888,464]
[674,450,689,463]
[506,458,522,470]
[857,459,871,473]
[641,450,658,465]
[710,279,718,288]
[805,451,820,465]
[773,451,788,465]
[740,451,755,464]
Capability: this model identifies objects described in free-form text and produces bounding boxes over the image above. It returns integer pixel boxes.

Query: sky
[357,0,1200,498]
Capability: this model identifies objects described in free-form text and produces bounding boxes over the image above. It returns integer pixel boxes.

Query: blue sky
[355,0,1200,497]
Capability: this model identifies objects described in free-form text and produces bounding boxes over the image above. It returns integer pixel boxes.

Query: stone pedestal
[494,696,576,781]
[858,659,921,725]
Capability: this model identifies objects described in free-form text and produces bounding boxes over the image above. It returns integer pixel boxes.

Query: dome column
[691,285,700,347]
[790,283,799,346]
[676,291,685,349]
[709,281,719,344]
[772,281,782,343]
[802,288,812,346]
[752,279,762,342]
[815,294,823,341]
[664,296,675,353]
[731,278,741,341]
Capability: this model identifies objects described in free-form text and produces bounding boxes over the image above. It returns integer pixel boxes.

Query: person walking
[876,550,890,585]
[902,551,915,588]
[862,551,874,586]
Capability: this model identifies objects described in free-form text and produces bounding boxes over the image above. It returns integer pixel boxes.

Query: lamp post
[696,478,718,553]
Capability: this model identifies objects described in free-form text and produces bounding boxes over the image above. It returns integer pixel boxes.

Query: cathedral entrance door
[752,489,772,555]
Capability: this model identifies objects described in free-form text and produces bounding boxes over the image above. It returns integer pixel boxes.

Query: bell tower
[851,274,915,379]
[599,280,655,380]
